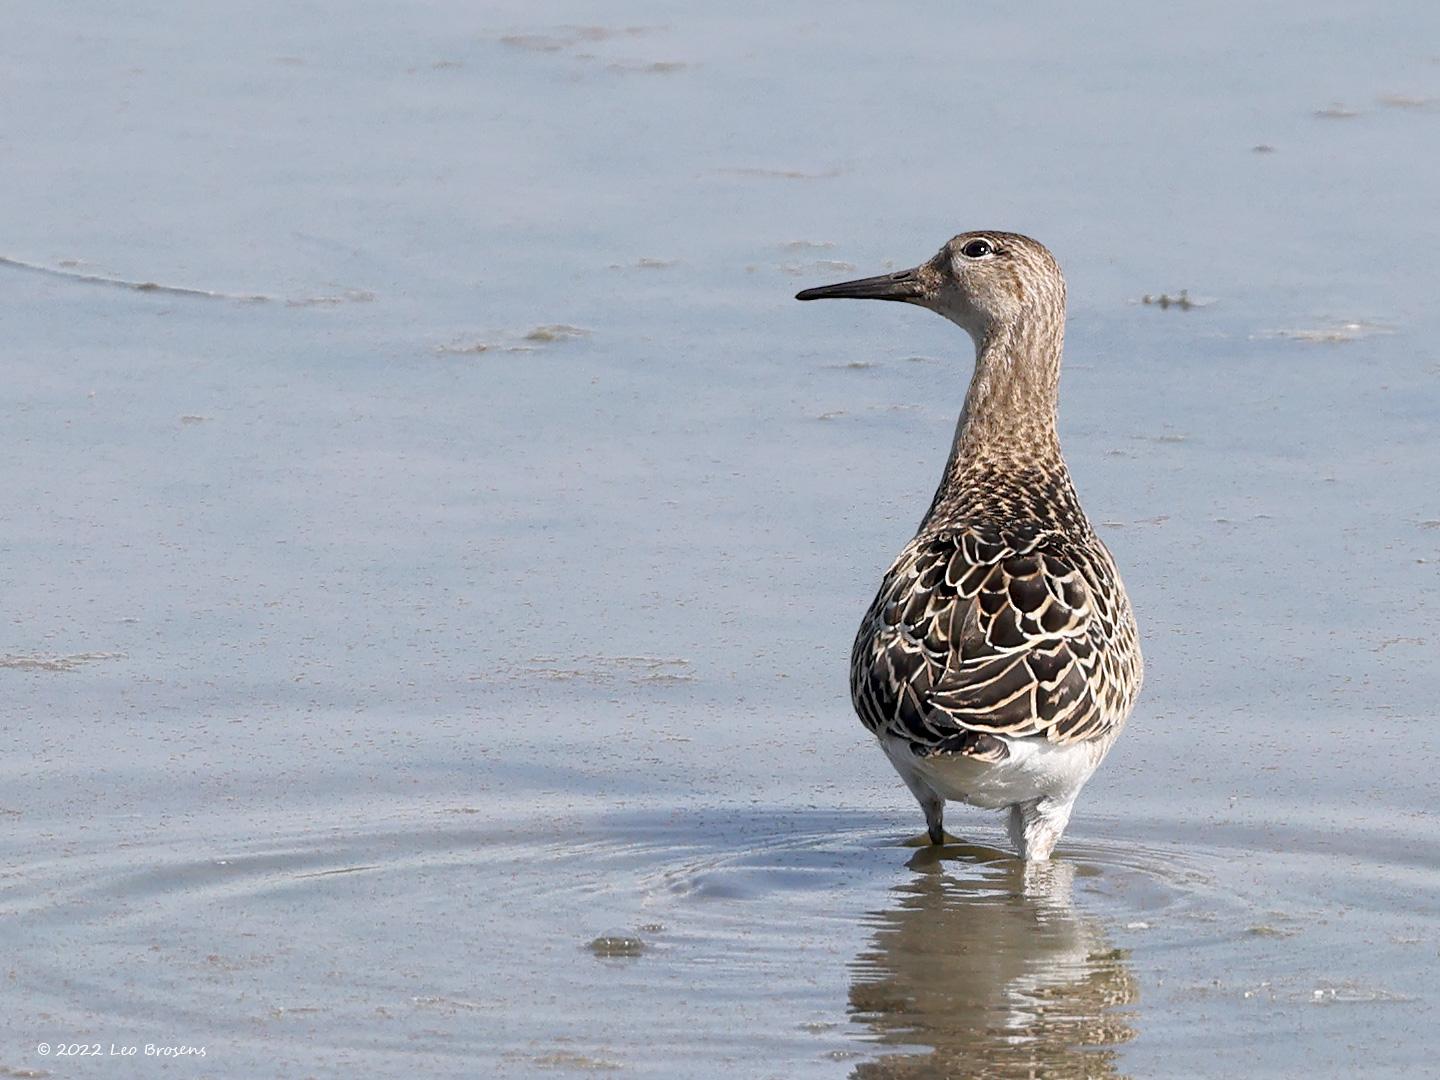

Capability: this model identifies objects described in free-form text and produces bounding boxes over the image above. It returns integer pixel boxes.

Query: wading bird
[796,232,1143,860]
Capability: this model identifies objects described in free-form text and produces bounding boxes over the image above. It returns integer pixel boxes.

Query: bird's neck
[946,315,1065,482]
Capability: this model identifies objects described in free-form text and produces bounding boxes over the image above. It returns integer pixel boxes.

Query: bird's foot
[902,829,963,848]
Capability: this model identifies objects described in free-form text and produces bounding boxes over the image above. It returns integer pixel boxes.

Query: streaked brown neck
[930,312,1067,516]
[954,315,1064,466]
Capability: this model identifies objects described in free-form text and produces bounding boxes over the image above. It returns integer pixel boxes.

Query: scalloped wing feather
[851,525,1138,753]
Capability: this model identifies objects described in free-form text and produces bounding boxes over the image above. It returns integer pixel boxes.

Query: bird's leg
[1009,796,1077,861]
[918,787,946,846]
[1006,804,1026,854]
[889,750,953,846]
[897,779,948,847]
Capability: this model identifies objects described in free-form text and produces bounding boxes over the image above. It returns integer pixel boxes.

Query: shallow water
[4,1,1440,1076]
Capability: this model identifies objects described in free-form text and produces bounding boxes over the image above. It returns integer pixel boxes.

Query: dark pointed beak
[795,265,926,303]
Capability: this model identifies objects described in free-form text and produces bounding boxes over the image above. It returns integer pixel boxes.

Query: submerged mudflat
[3,1,1439,1076]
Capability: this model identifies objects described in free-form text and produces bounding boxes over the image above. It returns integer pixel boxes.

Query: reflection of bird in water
[848,847,1137,1079]
[796,233,1143,859]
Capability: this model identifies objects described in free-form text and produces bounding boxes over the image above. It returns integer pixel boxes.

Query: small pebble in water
[1246,924,1297,938]
[524,324,592,343]
[1141,289,1196,310]
[588,931,646,958]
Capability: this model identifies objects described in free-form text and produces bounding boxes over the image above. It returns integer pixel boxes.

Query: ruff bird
[796,232,1143,861]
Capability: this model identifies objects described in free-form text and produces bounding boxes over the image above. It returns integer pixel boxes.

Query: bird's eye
[961,239,994,258]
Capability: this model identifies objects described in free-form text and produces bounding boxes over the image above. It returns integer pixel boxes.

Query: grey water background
[3,1,1439,1076]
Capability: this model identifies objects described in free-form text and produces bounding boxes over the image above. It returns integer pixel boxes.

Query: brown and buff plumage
[797,232,1143,860]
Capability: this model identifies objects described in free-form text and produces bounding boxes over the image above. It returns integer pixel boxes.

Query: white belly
[882,733,1106,810]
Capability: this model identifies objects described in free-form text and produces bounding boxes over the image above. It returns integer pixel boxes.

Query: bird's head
[795,231,1065,342]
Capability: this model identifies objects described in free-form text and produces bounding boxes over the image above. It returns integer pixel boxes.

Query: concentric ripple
[2,806,1429,1078]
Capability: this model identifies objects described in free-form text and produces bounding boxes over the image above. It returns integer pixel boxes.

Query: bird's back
[850,460,1143,758]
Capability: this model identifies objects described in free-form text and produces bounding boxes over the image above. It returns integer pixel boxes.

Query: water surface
[3,1,1439,1076]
